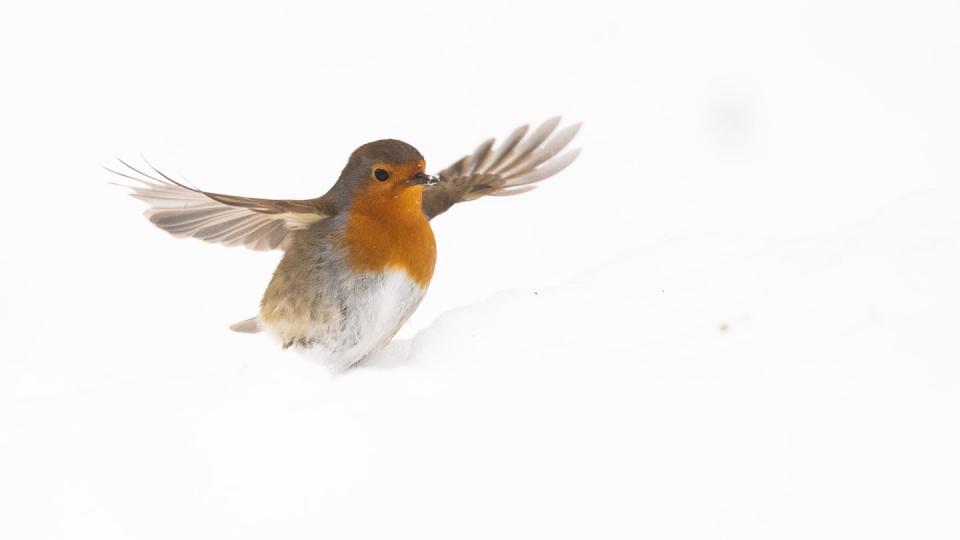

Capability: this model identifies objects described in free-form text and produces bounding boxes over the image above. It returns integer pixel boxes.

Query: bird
[113,117,581,368]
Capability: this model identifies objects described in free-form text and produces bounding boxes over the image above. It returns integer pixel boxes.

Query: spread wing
[422,117,581,220]
[110,160,332,251]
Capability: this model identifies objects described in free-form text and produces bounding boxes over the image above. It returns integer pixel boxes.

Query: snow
[2,0,960,538]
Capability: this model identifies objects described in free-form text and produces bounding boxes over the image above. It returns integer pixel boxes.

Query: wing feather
[490,116,562,175]
[111,160,331,251]
[421,117,581,219]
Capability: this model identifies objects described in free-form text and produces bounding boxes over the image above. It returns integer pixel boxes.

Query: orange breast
[344,183,436,287]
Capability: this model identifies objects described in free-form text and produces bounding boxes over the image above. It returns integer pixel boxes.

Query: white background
[2,1,959,538]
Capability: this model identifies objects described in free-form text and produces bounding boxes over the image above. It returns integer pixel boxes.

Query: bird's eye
[374,168,390,182]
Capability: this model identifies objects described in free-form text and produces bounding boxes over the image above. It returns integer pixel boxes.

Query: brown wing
[110,160,332,251]
[422,117,581,220]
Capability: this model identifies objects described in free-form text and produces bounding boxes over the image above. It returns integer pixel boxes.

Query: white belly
[309,269,427,369]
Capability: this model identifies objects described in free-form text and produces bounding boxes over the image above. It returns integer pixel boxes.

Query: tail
[230,317,261,334]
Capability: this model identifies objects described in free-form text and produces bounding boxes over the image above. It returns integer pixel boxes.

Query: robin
[114,117,580,368]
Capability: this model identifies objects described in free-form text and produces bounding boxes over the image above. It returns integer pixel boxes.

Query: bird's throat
[344,184,436,287]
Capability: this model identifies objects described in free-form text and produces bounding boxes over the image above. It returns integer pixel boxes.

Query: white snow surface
[2,1,959,538]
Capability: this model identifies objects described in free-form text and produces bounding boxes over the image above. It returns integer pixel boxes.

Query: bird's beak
[409,172,439,186]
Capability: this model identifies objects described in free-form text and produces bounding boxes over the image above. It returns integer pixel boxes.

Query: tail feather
[230,317,261,333]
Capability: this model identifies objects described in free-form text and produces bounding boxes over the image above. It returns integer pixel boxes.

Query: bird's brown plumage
[114,117,580,248]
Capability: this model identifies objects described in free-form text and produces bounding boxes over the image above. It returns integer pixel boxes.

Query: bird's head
[330,139,438,212]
